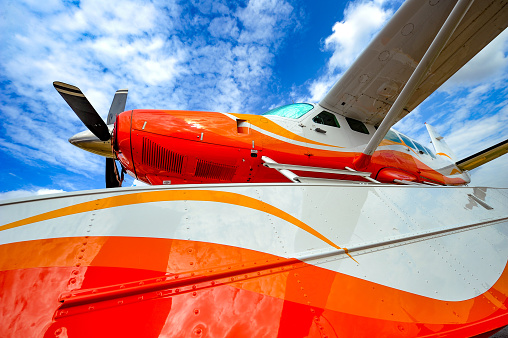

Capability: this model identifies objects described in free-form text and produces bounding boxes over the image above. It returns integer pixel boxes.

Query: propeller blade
[53,81,111,141]
[105,158,123,188]
[106,89,128,125]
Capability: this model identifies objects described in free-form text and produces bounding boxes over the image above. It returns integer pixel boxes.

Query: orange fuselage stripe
[0,190,353,260]
[230,113,344,148]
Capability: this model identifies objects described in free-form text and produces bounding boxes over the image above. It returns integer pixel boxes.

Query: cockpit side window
[424,145,436,158]
[384,129,401,143]
[413,141,429,155]
[262,103,313,119]
[345,117,369,134]
[399,134,417,150]
[312,111,340,128]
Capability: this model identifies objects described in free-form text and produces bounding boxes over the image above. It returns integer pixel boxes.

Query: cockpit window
[262,103,313,119]
[345,117,369,134]
[312,111,340,128]
[413,141,428,155]
[424,145,436,159]
[399,134,416,150]
[384,129,401,143]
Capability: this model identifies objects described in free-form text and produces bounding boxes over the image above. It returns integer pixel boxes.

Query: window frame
[399,134,417,150]
[384,129,402,143]
[345,117,370,134]
[312,111,341,128]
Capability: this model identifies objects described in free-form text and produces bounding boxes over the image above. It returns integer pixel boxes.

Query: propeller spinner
[54,81,128,188]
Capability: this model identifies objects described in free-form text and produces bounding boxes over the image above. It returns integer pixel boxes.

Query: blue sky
[0,0,507,200]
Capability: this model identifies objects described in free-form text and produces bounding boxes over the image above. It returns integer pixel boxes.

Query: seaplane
[1,0,508,337]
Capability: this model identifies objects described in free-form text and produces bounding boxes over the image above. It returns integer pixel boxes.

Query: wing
[456,139,508,171]
[319,0,508,127]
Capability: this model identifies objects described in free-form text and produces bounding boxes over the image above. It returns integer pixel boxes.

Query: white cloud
[208,16,239,39]
[469,155,508,188]
[0,0,299,190]
[324,1,392,71]
[440,29,508,92]
[0,188,65,201]
[295,0,395,103]
[237,0,294,46]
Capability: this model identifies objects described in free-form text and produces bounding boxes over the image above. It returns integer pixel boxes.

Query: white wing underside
[319,0,508,127]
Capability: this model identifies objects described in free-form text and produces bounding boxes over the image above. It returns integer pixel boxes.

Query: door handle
[315,127,326,134]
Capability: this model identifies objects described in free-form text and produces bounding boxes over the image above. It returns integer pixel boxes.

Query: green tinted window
[312,111,340,128]
[346,117,369,134]
[262,103,313,119]
[399,134,416,149]
[384,129,401,143]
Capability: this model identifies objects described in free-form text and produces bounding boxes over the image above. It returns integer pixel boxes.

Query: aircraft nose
[69,126,115,158]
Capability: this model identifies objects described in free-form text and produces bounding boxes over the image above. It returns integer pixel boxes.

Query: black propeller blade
[53,81,111,141]
[107,89,128,125]
[55,81,129,188]
[105,158,124,188]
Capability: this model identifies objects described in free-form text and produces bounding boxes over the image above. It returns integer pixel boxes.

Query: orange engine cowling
[114,109,259,185]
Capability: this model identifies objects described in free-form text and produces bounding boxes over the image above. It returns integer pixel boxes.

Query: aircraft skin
[3,0,508,337]
[1,184,507,337]
[113,105,470,187]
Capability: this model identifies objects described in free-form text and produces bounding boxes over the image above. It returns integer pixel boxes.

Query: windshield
[262,103,313,119]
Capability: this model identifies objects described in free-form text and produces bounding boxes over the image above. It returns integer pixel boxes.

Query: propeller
[54,82,128,188]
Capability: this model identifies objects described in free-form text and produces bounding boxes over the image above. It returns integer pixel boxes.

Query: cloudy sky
[0,0,507,200]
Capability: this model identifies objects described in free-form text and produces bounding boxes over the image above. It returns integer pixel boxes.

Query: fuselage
[113,103,470,186]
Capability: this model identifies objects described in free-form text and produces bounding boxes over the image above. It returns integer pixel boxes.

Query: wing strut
[353,0,474,170]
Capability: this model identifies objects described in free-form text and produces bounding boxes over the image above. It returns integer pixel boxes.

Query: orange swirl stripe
[230,113,344,148]
[0,189,355,262]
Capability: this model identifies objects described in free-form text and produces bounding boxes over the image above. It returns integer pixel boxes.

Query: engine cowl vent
[195,159,237,181]
[142,137,183,174]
